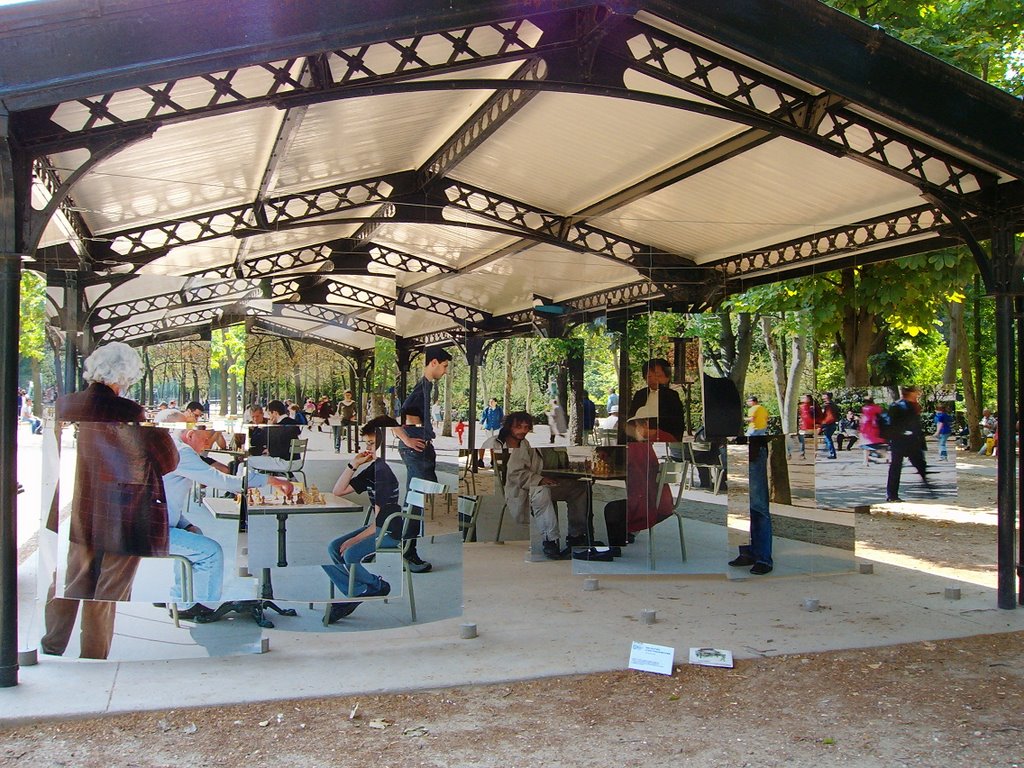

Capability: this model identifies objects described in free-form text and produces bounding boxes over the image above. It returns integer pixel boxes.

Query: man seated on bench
[321,416,399,624]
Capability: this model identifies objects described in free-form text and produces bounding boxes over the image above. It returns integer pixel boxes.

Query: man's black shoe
[367,580,392,597]
[405,553,432,573]
[885,496,903,503]
[729,554,757,567]
[749,562,773,575]
[326,601,360,624]
[542,539,570,560]
[173,603,216,621]
[572,547,615,562]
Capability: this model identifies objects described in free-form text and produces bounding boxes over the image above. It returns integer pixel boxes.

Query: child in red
[454,418,466,445]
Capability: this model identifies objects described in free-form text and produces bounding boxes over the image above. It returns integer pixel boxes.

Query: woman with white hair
[41,342,179,659]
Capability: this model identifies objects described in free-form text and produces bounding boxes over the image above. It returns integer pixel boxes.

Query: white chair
[458,495,482,542]
[167,555,195,628]
[343,477,448,622]
[647,459,688,570]
[682,441,724,496]
[263,438,308,488]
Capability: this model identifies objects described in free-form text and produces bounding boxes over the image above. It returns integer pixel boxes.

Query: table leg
[276,513,288,567]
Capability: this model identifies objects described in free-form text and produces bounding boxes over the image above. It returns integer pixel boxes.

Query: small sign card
[628,641,675,675]
[688,647,734,668]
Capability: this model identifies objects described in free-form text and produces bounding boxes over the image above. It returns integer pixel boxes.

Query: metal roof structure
[1,0,1023,687]
[2,0,1022,352]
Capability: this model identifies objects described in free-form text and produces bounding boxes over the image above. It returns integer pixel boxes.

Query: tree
[19,271,47,413]
[827,0,1023,95]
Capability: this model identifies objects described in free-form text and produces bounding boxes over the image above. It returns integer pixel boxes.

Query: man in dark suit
[247,399,301,471]
[42,342,179,659]
[627,358,684,441]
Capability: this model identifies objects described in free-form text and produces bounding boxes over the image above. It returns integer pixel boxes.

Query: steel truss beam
[288,278,395,312]
[270,303,394,339]
[420,57,546,186]
[710,202,970,277]
[250,319,360,356]
[618,22,996,196]
[441,180,677,268]
[93,173,409,264]
[14,10,583,153]
[397,289,490,326]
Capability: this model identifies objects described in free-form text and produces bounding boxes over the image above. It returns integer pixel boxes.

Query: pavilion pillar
[395,338,412,404]
[607,317,630,445]
[353,350,373,452]
[464,336,485,464]
[0,113,24,686]
[990,215,1018,610]
[1017,295,1024,604]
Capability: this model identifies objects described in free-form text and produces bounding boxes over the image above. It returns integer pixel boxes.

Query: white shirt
[162,443,268,529]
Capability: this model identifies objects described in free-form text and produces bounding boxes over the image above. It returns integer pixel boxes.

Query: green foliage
[826,0,1024,94]
[19,270,46,362]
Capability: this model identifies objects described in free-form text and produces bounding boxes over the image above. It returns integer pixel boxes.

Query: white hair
[82,342,144,389]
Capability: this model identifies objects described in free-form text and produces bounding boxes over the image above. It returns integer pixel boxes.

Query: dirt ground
[1,459,1021,767]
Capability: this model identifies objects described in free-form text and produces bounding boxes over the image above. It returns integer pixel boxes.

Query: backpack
[877,409,894,440]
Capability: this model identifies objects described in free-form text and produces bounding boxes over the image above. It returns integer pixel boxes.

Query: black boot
[542,539,569,560]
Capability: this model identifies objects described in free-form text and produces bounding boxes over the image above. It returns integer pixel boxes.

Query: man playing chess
[162,427,292,620]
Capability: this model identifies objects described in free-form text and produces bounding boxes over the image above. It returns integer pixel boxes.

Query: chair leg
[405,560,416,622]
[494,502,506,543]
[648,525,656,571]
[712,468,723,495]
[675,513,687,561]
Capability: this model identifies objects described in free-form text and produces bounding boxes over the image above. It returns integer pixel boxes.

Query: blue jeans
[398,440,437,538]
[169,527,223,609]
[747,440,772,566]
[821,424,837,457]
[322,527,395,597]
[937,433,948,459]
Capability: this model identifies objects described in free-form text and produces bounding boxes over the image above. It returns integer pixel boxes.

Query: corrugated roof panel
[450,91,738,215]
[52,107,282,235]
[271,84,505,196]
[370,221,521,274]
[591,137,923,262]
[417,244,640,316]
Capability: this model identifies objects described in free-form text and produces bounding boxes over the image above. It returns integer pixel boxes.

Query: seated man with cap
[162,427,292,620]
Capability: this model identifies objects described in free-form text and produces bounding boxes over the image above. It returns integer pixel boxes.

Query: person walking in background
[886,386,931,502]
[836,409,859,451]
[819,392,840,459]
[478,398,503,468]
[858,396,885,466]
[933,403,953,461]
[745,395,768,436]
[546,398,567,443]
[796,393,817,459]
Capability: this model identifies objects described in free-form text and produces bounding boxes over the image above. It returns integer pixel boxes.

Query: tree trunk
[710,309,756,393]
[442,369,452,437]
[942,300,962,385]
[567,343,584,444]
[503,339,513,412]
[31,358,42,416]
[760,316,807,432]
[524,341,532,414]
[836,269,875,387]
[957,305,982,451]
